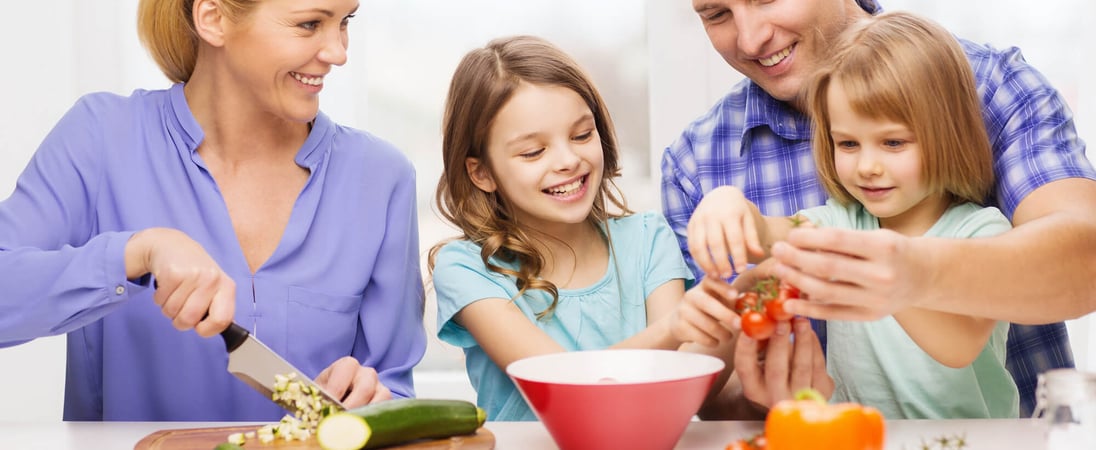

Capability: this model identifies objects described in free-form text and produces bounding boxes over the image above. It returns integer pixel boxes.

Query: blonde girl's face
[827,81,948,236]
[468,81,605,235]
[217,0,359,123]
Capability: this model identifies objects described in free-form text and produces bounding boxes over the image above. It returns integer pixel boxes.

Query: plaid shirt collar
[741,82,814,155]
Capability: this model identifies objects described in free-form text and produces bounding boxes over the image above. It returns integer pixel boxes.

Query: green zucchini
[316,398,486,450]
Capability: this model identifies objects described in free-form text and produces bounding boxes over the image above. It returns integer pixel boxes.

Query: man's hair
[804,11,995,206]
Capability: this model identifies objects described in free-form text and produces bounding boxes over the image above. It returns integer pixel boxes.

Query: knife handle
[156,278,248,352]
[220,322,249,353]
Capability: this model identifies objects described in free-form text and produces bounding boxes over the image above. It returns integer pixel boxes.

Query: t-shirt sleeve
[432,241,516,348]
[641,211,696,293]
[796,198,864,229]
[952,205,1013,239]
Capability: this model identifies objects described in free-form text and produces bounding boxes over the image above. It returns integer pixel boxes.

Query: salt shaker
[1033,368,1096,450]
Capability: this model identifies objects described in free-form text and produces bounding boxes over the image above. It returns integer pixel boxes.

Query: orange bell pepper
[765,389,885,450]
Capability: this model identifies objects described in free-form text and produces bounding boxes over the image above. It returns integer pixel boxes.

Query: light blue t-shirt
[433,211,693,421]
[799,200,1019,419]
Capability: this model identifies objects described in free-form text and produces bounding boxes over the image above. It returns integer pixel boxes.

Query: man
[665,0,1096,418]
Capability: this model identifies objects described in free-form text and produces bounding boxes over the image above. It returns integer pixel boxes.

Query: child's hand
[687,186,766,278]
[670,276,742,347]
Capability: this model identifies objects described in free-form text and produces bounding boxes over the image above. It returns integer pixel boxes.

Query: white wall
[2,0,1095,422]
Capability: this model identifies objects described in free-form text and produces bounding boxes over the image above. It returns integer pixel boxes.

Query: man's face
[691,0,869,103]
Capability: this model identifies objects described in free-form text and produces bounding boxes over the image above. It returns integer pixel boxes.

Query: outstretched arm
[772,179,1096,324]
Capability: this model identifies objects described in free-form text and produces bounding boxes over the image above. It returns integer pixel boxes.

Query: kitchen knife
[219,321,346,413]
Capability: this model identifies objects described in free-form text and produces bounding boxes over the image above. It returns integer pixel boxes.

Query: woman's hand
[126,227,236,337]
[315,356,392,409]
[687,186,766,278]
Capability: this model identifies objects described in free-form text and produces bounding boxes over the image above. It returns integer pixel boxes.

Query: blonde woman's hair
[804,11,994,206]
[137,0,258,83]
[429,35,630,319]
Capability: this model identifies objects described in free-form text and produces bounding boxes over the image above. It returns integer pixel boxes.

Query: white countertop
[0,418,1050,449]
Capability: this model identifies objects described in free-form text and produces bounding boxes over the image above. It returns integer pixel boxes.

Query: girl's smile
[543,175,589,201]
[472,80,605,233]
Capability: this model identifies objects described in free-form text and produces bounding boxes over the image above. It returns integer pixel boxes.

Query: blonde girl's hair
[805,11,995,206]
[137,0,258,83]
[428,35,630,319]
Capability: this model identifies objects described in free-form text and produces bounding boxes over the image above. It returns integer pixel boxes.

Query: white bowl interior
[506,349,724,385]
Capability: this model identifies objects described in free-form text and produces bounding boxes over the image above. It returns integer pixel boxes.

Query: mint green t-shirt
[799,200,1019,419]
[433,211,694,421]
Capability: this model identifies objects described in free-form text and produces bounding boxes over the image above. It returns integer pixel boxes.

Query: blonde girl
[687,11,1019,419]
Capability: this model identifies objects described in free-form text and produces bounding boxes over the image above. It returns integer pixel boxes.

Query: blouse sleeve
[0,94,147,346]
[353,156,426,399]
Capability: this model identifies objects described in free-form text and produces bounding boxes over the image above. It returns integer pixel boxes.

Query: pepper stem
[793,388,827,403]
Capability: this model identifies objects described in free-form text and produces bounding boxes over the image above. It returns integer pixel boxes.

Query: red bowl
[506,349,724,450]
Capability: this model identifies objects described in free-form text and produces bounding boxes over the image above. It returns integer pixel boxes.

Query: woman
[0,0,425,421]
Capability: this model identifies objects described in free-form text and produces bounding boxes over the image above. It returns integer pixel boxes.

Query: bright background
[1,0,1093,422]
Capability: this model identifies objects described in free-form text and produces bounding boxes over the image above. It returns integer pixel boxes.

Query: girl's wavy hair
[804,11,995,207]
[428,35,630,319]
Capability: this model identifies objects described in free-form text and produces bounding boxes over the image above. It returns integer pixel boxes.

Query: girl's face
[827,81,948,236]
[218,0,358,123]
[469,81,605,234]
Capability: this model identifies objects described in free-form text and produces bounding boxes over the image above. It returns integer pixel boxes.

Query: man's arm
[927,177,1096,322]
[770,178,1096,324]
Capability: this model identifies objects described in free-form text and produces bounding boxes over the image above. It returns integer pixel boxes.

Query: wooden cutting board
[133,425,495,450]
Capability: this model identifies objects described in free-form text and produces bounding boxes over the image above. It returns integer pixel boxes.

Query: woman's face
[217,0,359,123]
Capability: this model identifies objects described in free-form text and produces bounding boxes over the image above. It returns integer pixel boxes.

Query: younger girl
[429,35,742,421]
[687,12,1019,419]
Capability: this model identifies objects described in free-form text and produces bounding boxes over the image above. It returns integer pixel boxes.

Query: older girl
[428,35,822,421]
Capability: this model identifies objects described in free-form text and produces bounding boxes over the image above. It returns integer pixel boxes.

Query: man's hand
[734,317,832,408]
[769,227,929,321]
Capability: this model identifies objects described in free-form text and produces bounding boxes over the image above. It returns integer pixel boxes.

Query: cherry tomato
[777,281,800,302]
[725,441,753,450]
[735,291,759,314]
[741,310,776,340]
[725,433,766,450]
[765,297,794,321]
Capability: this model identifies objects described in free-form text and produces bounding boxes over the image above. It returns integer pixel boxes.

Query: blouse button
[115,285,126,295]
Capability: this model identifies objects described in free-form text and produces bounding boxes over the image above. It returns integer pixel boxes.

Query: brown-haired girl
[430,35,741,421]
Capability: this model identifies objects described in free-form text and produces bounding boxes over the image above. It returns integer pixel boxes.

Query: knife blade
[219,322,346,413]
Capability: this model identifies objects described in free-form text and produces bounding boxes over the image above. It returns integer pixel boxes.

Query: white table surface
[0,418,1050,450]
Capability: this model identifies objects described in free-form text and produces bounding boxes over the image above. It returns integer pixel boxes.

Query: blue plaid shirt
[660,3,1094,418]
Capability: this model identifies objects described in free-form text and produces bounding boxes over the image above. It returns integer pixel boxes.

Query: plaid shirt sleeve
[964,39,1096,418]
